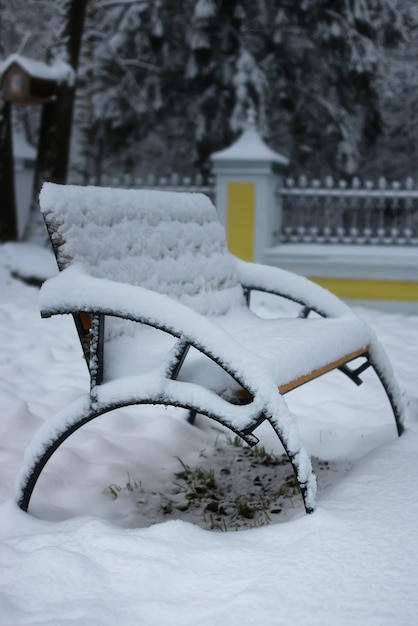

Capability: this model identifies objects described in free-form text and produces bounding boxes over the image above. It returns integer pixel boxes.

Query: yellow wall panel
[226,182,255,261]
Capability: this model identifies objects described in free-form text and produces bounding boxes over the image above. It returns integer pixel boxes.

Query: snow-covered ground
[1,241,418,625]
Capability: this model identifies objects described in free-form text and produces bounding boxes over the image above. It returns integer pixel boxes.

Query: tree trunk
[0,98,17,242]
[26,0,88,241]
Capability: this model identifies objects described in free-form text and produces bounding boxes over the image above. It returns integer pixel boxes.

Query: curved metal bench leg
[18,356,400,518]
[17,393,316,516]
[17,397,106,513]
[263,413,316,514]
[336,352,404,437]
[368,354,405,437]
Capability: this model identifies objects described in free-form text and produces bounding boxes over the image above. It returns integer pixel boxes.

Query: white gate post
[210,114,288,263]
[13,131,36,239]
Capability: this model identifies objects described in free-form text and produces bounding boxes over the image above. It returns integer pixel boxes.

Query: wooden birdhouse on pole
[1,54,73,106]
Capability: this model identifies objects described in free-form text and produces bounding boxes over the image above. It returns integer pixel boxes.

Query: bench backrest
[40,183,244,316]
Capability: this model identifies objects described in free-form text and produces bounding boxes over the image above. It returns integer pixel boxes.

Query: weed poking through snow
[104,436,307,530]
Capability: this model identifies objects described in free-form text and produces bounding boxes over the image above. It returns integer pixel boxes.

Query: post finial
[245,106,257,130]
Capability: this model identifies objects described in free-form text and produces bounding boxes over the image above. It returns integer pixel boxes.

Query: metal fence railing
[278,176,418,246]
[69,172,216,203]
[69,171,418,247]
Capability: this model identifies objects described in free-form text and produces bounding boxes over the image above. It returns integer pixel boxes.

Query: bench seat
[104,308,370,396]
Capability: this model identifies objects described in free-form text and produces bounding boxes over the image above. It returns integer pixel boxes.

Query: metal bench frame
[16,184,404,516]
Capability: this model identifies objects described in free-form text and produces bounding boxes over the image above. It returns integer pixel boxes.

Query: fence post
[210,113,288,263]
[13,131,36,239]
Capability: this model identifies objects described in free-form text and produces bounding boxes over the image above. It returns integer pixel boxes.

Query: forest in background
[1,0,417,183]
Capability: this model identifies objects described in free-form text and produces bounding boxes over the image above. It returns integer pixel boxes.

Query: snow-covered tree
[5,0,404,181]
[83,0,406,177]
[0,0,53,59]
[359,0,418,178]
[265,0,407,175]
[74,0,168,179]
[185,0,407,175]
[183,0,270,173]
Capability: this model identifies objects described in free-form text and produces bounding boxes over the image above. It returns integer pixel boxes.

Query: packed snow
[1,241,418,625]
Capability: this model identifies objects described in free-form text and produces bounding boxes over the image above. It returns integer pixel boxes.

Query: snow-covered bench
[16,183,404,515]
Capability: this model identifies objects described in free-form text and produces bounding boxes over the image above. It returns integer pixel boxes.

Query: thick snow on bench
[39,265,371,389]
[38,182,404,427]
[40,184,244,316]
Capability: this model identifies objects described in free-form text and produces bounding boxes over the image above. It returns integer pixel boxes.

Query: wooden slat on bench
[279,346,369,394]
[233,346,369,401]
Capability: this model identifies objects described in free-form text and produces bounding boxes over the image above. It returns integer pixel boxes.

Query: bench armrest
[234,257,352,318]
[39,266,273,398]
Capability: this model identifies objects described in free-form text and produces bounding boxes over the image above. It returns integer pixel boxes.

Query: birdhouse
[1,54,63,105]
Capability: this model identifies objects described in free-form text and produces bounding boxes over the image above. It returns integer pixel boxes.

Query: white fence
[70,171,418,248]
[69,172,216,202]
[278,176,418,246]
